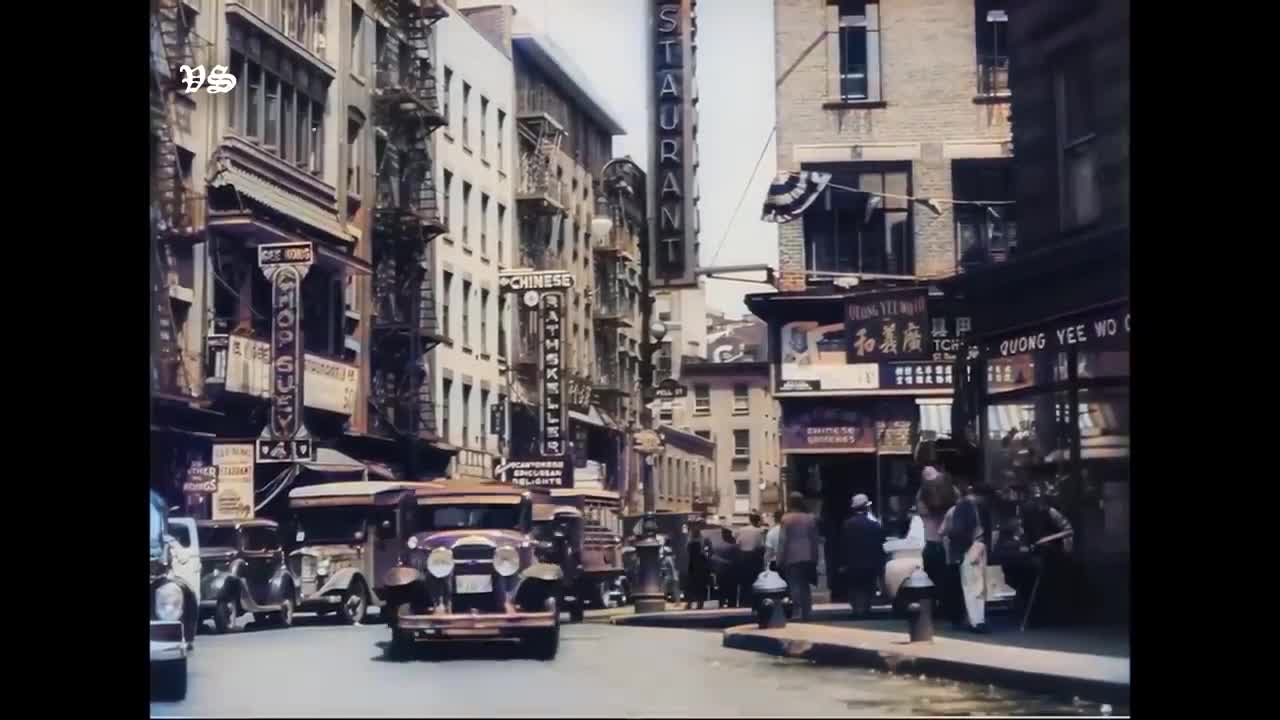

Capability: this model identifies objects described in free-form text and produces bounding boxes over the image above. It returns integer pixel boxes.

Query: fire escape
[150,0,208,399]
[368,0,449,454]
[512,114,566,375]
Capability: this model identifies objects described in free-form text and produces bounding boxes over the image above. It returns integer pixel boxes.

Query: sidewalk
[722,620,1130,705]
[607,602,889,629]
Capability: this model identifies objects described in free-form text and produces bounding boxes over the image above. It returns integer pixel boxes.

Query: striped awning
[761,171,831,224]
[210,166,348,242]
[918,401,953,438]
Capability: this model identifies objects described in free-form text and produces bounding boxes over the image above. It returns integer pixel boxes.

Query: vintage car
[286,481,424,624]
[531,504,587,621]
[381,482,563,660]
[197,519,299,632]
[150,492,193,701]
[549,488,627,609]
[165,515,202,644]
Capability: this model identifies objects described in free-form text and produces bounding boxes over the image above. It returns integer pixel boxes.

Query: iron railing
[978,54,1010,96]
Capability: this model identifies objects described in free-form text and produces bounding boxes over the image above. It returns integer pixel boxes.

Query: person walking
[1018,491,1075,627]
[684,528,712,610]
[735,511,768,607]
[777,492,820,621]
[840,494,887,619]
[917,466,958,616]
[941,481,991,633]
[711,526,741,608]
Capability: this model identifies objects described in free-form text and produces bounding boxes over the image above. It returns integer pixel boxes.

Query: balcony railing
[977,55,1010,96]
[156,194,207,238]
[592,290,632,327]
[205,333,360,416]
[515,151,563,209]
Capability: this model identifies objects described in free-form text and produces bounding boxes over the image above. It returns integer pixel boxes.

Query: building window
[498,295,508,359]
[733,384,749,414]
[227,45,327,169]
[480,96,489,160]
[659,401,673,424]
[443,67,453,131]
[803,164,913,277]
[462,82,472,148]
[735,479,750,497]
[462,182,472,246]
[480,389,490,451]
[442,271,453,340]
[734,429,750,458]
[442,378,452,442]
[480,193,490,255]
[837,1,881,102]
[462,280,472,350]
[1056,54,1101,230]
[656,348,672,379]
[497,110,506,172]
[975,2,1009,96]
[246,62,262,138]
[497,203,507,264]
[480,288,490,356]
[694,384,710,415]
[696,429,711,441]
[346,116,364,196]
[953,160,1017,265]
[264,75,279,148]
[462,383,472,448]
[350,3,366,77]
[442,169,452,230]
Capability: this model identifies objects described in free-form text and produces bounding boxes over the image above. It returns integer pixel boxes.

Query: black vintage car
[381,483,563,660]
[151,492,192,701]
[197,519,299,633]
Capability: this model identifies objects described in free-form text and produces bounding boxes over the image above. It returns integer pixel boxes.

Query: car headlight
[407,536,419,550]
[494,545,520,577]
[317,557,332,575]
[427,547,454,578]
[154,582,184,622]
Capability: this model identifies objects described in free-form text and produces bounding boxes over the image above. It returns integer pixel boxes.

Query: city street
[151,613,1087,716]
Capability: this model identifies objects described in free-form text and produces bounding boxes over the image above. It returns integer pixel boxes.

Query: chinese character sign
[845,291,930,362]
[541,292,565,457]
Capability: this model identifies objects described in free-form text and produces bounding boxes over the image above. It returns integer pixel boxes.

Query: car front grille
[452,545,495,562]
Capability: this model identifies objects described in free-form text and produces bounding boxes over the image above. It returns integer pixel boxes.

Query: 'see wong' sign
[257,242,314,463]
[652,0,699,288]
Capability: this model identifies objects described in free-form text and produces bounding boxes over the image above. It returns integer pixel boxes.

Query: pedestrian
[710,526,740,608]
[1017,491,1076,627]
[735,510,768,607]
[917,466,958,616]
[660,544,681,603]
[684,528,712,610]
[764,510,783,570]
[940,480,991,633]
[840,494,887,619]
[777,492,820,621]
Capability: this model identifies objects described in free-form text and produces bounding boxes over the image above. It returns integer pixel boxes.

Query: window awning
[570,407,621,431]
[917,401,953,438]
[210,166,349,243]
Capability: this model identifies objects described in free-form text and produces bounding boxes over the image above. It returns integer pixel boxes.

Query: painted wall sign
[541,292,566,457]
[990,304,1130,358]
[257,242,313,463]
[506,459,572,488]
[223,336,359,415]
[212,443,255,521]
[845,290,930,362]
[651,0,700,288]
[778,321,880,394]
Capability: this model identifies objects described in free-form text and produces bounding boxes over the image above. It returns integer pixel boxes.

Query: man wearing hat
[734,510,768,607]
[839,493,888,619]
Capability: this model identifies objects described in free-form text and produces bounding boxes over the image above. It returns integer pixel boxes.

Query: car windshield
[168,522,192,549]
[421,504,521,531]
[198,525,239,549]
[293,507,366,544]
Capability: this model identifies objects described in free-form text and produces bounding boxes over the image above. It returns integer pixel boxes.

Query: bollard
[899,569,935,643]
[752,569,791,629]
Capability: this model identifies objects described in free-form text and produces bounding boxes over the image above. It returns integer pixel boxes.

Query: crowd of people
[653,465,1079,631]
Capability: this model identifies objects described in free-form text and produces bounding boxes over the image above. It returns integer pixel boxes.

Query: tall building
[653,287,708,382]
[680,362,782,524]
[748,0,1017,593]
[430,3,517,482]
[150,0,457,516]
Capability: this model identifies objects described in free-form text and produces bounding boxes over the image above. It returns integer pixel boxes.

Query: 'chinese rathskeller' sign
[651,0,699,288]
[845,290,930,362]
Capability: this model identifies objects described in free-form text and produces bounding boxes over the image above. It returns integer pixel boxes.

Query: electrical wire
[710,125,777,267]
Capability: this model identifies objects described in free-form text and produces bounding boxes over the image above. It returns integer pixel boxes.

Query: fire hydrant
[752,569,792,629]
[899,569,935,643]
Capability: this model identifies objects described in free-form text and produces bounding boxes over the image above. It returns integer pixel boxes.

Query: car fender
[203,569,242,603]
[269,568,298,603]
[382,566,423,589]
[520,562,564,583]
[316,567,363,595]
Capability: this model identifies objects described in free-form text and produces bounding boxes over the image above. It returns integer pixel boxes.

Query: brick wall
[772,0,1013,287]
[458,5,514,59]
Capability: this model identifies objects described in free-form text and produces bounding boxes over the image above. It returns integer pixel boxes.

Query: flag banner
[762,171,832,224]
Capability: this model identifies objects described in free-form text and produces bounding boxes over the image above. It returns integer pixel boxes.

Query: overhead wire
[709,125,776,267]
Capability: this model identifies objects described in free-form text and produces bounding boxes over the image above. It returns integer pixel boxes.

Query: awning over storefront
[917,400,953,438]
[302,448,395,480]
[210,166,348,242]
[570,407,622,431]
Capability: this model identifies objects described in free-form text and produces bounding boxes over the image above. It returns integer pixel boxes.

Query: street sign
[497,269,574,293]
[654,378,688,400]
[183,465,219,494]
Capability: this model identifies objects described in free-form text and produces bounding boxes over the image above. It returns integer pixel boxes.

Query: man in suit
[777,492,820,621]
[734,511,768,607]
[840,494,887,619]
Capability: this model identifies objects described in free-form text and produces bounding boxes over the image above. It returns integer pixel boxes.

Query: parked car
[381,482,563,660]
[286,481,423,624]
[532,504,587,621]
[549,488,627,611]
[151,492,193,701]
[165,515,201,645]
[197,519,298,633]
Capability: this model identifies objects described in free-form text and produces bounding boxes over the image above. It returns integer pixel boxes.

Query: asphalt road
[151,612,1097,717]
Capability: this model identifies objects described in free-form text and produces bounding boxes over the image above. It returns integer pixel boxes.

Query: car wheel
[568,596,585,623]
[212,594,238,634]
[387,608,415,662]
[339,579,369,625]
[528,607,560,660]
[151,658,187,701]
[275,595,295,627]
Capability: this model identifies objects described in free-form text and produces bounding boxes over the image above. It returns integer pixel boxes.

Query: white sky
[504,0,778,319]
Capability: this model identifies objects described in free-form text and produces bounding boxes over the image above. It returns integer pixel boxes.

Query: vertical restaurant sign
[257,242,314,463]
[651,0,699,288]
[542,292,565,457]
[845,290,930,362]
[212,443,255,521]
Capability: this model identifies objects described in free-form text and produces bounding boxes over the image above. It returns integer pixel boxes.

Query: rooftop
[512,33,627,136]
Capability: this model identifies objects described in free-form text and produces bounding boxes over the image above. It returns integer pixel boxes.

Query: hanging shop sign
[183,463,219,494]
[654,378,689,399]
[650,0,699,289]
[989,303,1130,357]
[845,290,930,362]
[257,242,314,464]
[211,443,255,521]
[505,459,572,488]
[778,321,879,394]
[223,336,359,415]
[542,292,566,457]
[497,269,575,293]
[928,315,974,361]
[781,403,876,453]
[883,361,955,389]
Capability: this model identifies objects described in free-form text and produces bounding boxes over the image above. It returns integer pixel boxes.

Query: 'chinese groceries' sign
[781,400,916,454]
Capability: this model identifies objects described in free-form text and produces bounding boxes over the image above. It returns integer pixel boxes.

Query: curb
[610,605,890,629]
[722,628,1129,705]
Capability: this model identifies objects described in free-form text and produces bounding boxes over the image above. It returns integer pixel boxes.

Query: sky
[502,0,779,319]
